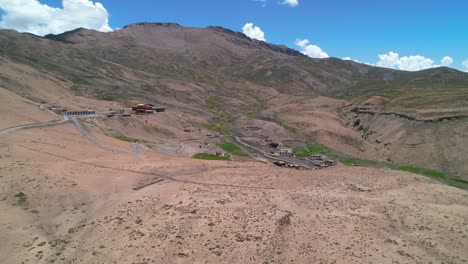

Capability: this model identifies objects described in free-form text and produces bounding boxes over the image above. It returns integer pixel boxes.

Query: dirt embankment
[342,97,468,179]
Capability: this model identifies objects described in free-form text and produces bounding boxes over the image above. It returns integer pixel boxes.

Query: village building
[279,148,294,156]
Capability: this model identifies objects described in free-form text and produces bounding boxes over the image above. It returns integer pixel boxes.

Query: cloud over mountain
[441,56,453,67]
[242,22,266,41]
[463,60,468,72]
[376,52,455,71]
[295,39,329,58]
[0,0,112,36]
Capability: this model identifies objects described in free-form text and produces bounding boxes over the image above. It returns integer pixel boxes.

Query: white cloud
[375,52,457,71]
[242,22,266,41]
[463,60,468,72]
[0,0,112,36]
[281,0,299,7]
[376,52,400,69]
[343,57,358,62]
[343,57,370,64]
[441,56,453,67]
[398,55,434,71]
[295,38,329,58]
[343,57,376,66]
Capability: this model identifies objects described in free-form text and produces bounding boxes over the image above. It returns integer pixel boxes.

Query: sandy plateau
[0,93,467,264]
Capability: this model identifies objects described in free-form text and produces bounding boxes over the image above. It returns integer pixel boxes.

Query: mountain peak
[44,27,98,43]
[207,26,304,57]
[122,22,182,29]
[207,26,251,40]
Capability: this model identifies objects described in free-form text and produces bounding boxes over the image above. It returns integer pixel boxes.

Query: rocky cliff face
[343,97,468,179]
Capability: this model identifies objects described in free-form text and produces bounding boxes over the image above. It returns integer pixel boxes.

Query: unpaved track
[175,137,205,156]
[0,113,144,157]
[1,98,70,136]
[0,116,70,136]
[131,143,145,157]
[71,118,144,157]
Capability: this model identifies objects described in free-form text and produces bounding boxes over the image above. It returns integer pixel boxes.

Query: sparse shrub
[192,153,230,161]
[277,211,292,228]
[177,252,188,257]
[15,192,27,205]
[235,233,246,242]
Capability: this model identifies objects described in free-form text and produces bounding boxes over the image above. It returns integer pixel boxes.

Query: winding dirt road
[0,110,144,157]
[0,116,70,136]
[71,118,144,157]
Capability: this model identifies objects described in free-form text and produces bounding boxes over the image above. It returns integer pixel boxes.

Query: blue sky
[0,0,467,71]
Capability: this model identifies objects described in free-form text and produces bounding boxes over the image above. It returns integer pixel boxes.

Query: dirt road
[0,116,70,136]
[0,114,144,157]
[71,118,144,157]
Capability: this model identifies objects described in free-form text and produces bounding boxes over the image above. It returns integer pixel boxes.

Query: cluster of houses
[273,161,301,169]
[262,134,338,169]
[269,148,294,157]
[131,104,165,114]
[47,103,166,117]
[48,105,128,117]
[307,155,338,169]
[48,105,96,116]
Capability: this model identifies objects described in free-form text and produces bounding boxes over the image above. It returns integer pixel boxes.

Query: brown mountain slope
[0,23,467,178]
[1,118,467,264]
[1,23,468,264]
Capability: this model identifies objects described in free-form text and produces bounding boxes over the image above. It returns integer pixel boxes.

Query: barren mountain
[0,23,467,264]
[1,23,467,179]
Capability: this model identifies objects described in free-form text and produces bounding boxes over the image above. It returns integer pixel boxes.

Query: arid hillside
[0,23,467,179]
[0,23,468,264]
[0,98,467,264]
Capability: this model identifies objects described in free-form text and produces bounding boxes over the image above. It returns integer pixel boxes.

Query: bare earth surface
[1,112,467,264]
[0,24,467,263]
[0,88,57,130]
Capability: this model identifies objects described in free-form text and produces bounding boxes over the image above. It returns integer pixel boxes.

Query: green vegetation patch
[338,158,379,166]
[388,165,446,178]
[292,147,310,158]
[192,153,230,161]
[203,118,231,135]
[293,143,333,158]
[386,164,468,188]
[220,142,249,157]
[203,97,232,135]
[205,97,218,113]
[15,192,27,205]
[113,135,139,143]
[339,160,467,188]
[332,155,465,188]
[293,141,468,189]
